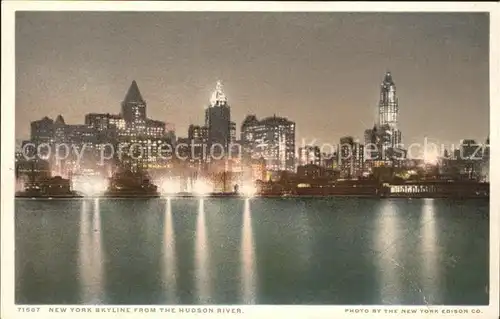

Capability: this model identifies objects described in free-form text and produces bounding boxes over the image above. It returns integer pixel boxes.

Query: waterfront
[15,197,489,305]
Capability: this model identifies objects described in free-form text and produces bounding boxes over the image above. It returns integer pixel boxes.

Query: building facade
[339,136,364,179]
[205,81,231,157]
[31,116,54,145]
[298,145,321,166]
[241,114,295,172]
[377,72,403,162]
[121,80,147,127]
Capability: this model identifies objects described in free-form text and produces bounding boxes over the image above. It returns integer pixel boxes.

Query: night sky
[16,12,489,148]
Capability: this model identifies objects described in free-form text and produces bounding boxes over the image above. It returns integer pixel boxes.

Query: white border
[1,2,499,319]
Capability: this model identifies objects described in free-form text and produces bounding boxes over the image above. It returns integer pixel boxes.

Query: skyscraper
[379,72,398,128]
[121,80,147,129]
[241,115,260,161]
[31,116,54,145]
[241,114,295,172]
[377,72,402,162]
[339,136,364,179]
[205,81,231,156]
[363,124,380,172]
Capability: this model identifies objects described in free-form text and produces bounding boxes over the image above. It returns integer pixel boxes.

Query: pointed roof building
[121,80,147,123]
[241,115,259,130]
[382,71,395,86]
[55,115,65,125]
[209,80,228,107]
[124,80,145,103]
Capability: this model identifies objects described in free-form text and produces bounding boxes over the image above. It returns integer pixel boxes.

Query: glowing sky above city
[16,12,489,148]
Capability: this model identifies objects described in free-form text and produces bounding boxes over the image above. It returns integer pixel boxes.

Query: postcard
[1,1,499,319]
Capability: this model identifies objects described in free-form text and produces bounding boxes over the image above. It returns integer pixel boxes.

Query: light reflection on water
[420,198,440,304]
[15,197,489,305]
[374,199,402,304]
[195,199,211,304]
[78,199,104,304]
[240,198,257,304]
[162,197,178,303]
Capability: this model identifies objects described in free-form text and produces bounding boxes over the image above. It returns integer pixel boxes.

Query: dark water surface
[15,197,489,305]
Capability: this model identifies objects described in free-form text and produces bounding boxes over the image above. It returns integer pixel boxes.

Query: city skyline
[16,12,489,147]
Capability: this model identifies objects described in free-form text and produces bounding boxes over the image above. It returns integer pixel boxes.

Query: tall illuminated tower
[205,81,231,156]
[378,72,398,127]
[377,71,402,161]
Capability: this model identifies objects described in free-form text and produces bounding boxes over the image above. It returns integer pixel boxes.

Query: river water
[15,197,489,305]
